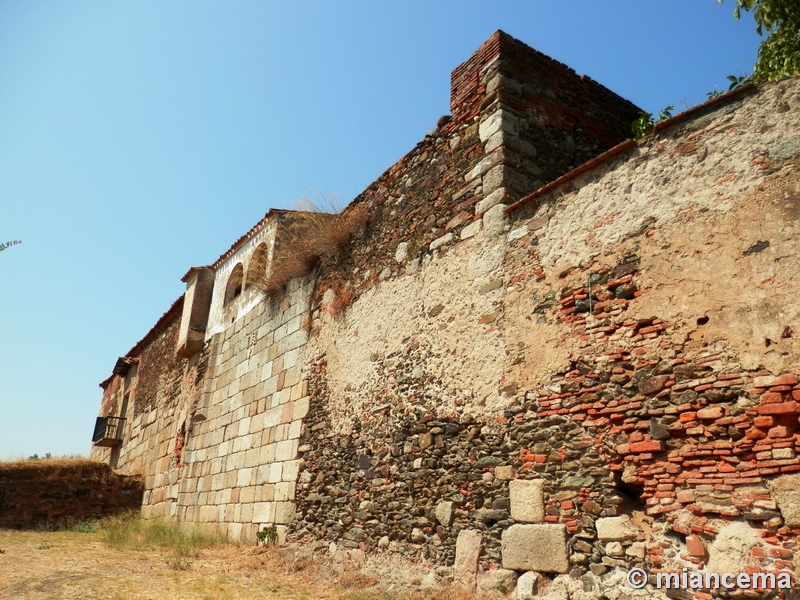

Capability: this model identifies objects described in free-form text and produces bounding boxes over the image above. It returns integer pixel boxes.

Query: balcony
[92,416,126,447]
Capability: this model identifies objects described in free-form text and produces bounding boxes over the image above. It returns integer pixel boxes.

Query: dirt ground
[0,529,475,600]
[0,530,305,600]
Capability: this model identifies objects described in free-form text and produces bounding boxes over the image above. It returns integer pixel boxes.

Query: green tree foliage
[0,240,21,253]
[631,105,675,140]
[721,0,800,81]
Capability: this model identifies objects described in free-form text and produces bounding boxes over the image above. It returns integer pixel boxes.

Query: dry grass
[247,203,369,299]
[99,511,229,569]
[0,457,100,471]
[0,524,480,600]
[0,457,127,487]
[337,572,380,590]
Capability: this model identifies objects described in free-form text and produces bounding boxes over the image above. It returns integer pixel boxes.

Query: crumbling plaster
[504,80,800,388]
[305,234,511,429]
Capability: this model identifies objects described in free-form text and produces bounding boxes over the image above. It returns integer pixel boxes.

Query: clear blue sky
[0,1,760,460]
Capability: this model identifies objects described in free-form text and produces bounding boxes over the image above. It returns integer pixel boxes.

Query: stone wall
[93,273,313,542]
[92,301,202,503]
[89,30,800,598]
[308,31,639,320]
[289,77,800,594]
[172,274,312,542]
[0,459,143,529]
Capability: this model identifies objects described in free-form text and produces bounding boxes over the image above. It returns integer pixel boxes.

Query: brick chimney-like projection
[449,30,640,205]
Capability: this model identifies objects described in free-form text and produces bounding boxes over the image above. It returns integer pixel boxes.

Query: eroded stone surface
[477,568,517,596]
[768,474,800,527]
[483,203,508,237]
[516,571,539,599]
[454,529,482,575]
[509,479,544,523]
[435,501,454,527]
[596,516,640,542]
[501,524,569,573]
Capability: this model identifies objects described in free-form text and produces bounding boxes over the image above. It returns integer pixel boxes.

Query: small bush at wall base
[256,525,278,546]
[167,547,194,571]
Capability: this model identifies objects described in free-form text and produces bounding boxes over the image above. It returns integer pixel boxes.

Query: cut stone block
[768,473,800,527]
[516,571,540,599]
[454,529,482,575]
[475,188,512,216]
[483,203,508,237]
[509,479,544,523]
[482,165,506,197]
[479,110,519,143]
[252,501,274,523]
[273,501,295,524]
[501,524,569,573]
[596,515,640,541]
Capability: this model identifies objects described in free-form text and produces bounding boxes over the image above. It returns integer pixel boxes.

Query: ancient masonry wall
[292,78,800,593]
[309,31,638,315]
[0,460,143,529]
[93,275,313,542]
[172,275,312,542]
[90,29,800,597]
[92,305,204,517]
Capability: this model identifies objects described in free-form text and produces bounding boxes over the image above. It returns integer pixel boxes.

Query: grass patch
[100,512,228,551]
[99,512,230,569]
[73,518,101,533]
[167,547,193,571]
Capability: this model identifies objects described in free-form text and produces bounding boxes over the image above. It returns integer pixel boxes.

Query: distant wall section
[0,460,143,529]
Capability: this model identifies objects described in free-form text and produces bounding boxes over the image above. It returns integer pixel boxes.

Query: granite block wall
[171,275,313,542]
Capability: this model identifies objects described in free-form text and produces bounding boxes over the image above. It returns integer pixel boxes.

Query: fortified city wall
[91,30,800,597]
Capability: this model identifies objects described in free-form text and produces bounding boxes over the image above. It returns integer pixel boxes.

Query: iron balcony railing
[92,416,126,447]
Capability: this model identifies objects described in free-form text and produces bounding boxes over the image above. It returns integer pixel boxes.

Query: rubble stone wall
[0,460,143,529]
[290,78,800,591]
